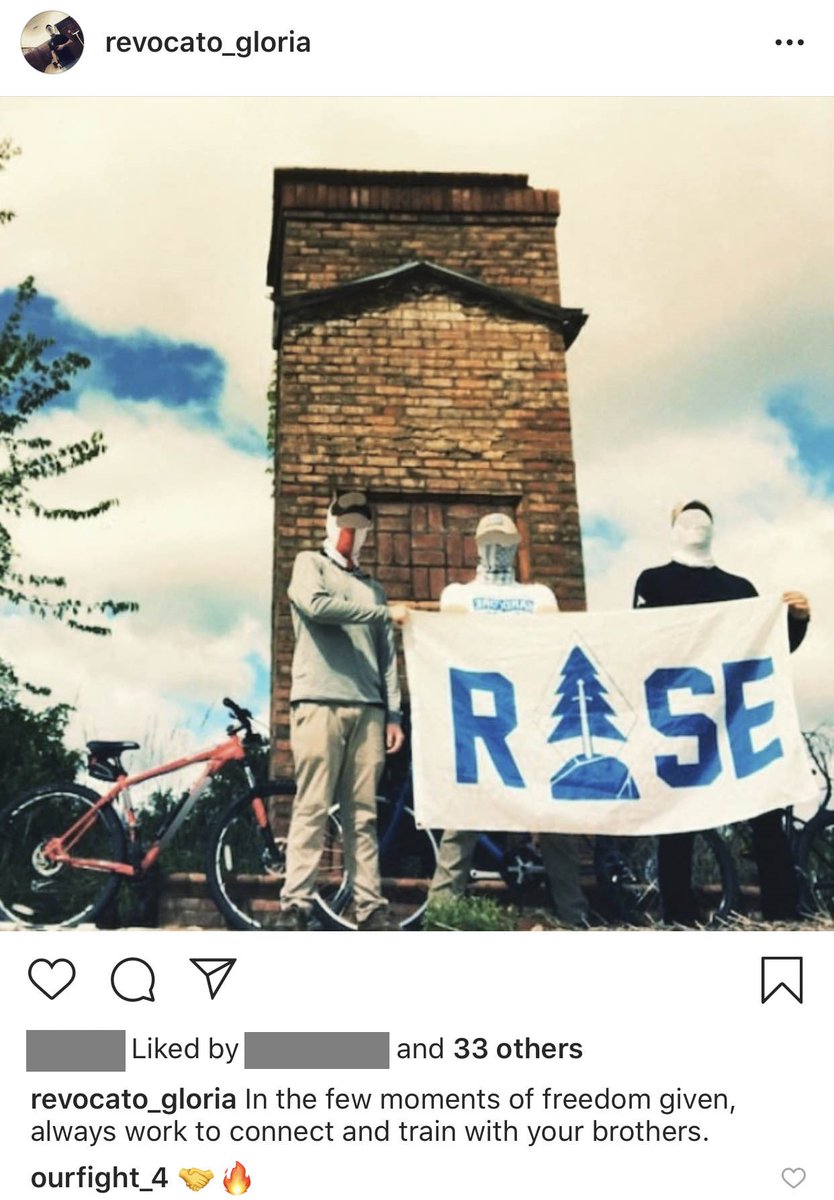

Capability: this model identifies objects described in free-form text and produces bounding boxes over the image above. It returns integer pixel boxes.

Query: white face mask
[671,508,714,568]
[323,508,369,568]
[476,539,518,583]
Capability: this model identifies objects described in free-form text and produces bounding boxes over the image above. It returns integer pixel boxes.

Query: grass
[423,893,521,932]
[421,891,834,932]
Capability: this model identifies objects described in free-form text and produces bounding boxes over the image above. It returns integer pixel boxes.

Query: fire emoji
[223,1162,251,1195]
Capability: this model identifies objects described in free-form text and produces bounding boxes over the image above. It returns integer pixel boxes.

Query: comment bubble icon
[111,957,155,1002]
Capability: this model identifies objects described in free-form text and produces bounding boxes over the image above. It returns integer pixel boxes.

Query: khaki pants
[281,702,386,921]
[430,828,588,926]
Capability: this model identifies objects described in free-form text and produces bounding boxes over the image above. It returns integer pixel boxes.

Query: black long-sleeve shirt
[633,560,807,652]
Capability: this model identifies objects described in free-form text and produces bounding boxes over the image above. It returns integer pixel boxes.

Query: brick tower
[267,169,588,766]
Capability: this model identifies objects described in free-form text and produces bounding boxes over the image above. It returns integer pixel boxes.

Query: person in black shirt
[633,500,811,923]
[46,24,74,69]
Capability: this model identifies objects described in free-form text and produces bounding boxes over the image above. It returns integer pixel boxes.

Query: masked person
[633,500,811,923]
[277,490,405,931]
[428,513,590,926]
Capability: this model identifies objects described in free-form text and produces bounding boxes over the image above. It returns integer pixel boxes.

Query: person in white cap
[277,489,405,931]
[634,499,810,923]
[429,512,589,926]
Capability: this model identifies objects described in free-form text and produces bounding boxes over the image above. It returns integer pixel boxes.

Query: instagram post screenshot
[1,3,832,1196]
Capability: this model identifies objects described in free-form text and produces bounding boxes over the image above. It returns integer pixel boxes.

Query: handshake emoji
[179,1168,215,1192]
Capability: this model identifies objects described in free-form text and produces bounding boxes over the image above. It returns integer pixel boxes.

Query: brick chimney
[267,169,587,766]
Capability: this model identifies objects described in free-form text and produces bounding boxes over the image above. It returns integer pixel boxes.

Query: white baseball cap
[475,512,520,545]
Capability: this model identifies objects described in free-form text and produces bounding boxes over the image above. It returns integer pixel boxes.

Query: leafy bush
[424,893,519,932]
[0,660,80,809]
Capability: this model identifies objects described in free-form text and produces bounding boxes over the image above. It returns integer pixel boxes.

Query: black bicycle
[590,830,737,925]
[659,733,833,923]
[790,733,834,915]
[207,756,438,932]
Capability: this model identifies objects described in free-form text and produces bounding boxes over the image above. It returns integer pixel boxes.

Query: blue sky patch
[581,514,627,550]
[0,287,226,415]
[768,389,834,493]
[244,652,270,717]
[581,514,628,582]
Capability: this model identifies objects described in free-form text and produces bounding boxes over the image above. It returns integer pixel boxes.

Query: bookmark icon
[761,956,803,1004]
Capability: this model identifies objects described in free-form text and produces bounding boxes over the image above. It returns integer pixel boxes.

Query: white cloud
[3,395,272,757]
[579,411,834,725]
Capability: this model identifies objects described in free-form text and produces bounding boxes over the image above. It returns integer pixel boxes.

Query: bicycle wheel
[0,784,124,927]
[206,779,343,930]
[315,797,438,931]
[796,813,834,918]
[594,831,736,926]
[466,833,548,901]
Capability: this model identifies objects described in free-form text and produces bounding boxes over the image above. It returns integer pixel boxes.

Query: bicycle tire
[594,830,737,926]
[206,779,308,930]
[796,812,834,918]
[0,784,125,928]
[207,785,438,932]
[315,798,438,931]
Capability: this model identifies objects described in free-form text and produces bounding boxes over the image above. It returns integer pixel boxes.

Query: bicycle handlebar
[223,697,254,733]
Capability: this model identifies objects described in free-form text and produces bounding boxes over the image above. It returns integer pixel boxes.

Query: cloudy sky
[1,97,832,762]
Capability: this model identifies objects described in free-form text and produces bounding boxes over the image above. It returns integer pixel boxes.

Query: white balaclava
[323,491,371,570]
[475,512,520,584]
[671,500,715,568]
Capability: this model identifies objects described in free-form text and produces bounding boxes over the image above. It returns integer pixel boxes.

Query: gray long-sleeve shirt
[287,550,402,721]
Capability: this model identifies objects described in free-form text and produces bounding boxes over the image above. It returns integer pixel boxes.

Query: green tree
[0,137,139,842]
[0,138,136,633]
[0,660,80,808]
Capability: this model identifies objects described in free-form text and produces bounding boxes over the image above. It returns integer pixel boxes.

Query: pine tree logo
[548,645,640,801]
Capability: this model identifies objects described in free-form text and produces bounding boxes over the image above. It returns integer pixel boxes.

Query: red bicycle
[0,698,304,928]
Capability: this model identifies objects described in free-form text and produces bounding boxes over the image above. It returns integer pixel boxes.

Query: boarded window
[364,495,523,603]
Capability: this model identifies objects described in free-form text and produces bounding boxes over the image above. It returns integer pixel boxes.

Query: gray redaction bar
[27,1030,126,1072]
[245,1031,389,1069]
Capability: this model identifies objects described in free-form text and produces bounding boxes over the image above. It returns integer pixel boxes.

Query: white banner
[403,596,817,834]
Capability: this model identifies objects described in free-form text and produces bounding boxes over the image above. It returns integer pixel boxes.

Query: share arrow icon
[190,958,236,999]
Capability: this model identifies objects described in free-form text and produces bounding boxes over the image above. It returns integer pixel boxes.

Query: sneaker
[357,907,398,931]
[275,904,309,931]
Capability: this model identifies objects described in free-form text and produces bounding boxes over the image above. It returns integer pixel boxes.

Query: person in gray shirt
[277,490,406,930]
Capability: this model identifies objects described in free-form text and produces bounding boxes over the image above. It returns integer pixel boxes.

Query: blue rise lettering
[723,657,783,778]
[644,667,722,788]
[449,669,525,788]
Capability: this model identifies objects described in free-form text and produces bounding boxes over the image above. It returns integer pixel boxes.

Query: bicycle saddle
[86,740,140,757]
[86,740,140,782]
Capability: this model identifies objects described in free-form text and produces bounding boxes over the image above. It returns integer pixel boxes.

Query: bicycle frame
[386,761,544,892]
[43,732,255,877]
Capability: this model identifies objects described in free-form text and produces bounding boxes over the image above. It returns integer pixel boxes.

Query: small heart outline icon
[28,958,76,999]
[782,1167,806,1189]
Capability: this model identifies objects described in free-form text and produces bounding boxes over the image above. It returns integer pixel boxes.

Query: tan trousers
[281,702,386,921]
[430,828,589,926]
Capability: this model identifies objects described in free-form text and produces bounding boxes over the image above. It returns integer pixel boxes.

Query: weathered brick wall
[268,170,562,303]
[280,214,561,302]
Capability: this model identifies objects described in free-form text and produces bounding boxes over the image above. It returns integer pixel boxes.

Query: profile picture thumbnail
[21,10,84,74]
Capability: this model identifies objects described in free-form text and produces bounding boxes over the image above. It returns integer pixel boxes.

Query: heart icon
[28,958,76,999]
[782,1168,806,1189]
